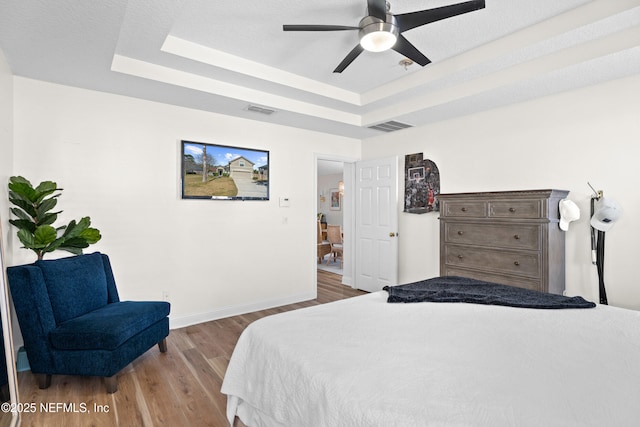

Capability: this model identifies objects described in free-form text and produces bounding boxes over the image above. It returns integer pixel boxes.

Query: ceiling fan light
[358,15,399,52]
[360,30,397,52]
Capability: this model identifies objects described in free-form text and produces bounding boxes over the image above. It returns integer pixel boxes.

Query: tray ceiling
[0,0,638,139]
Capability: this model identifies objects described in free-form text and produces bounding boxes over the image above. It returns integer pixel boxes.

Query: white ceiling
[0,0,638,139]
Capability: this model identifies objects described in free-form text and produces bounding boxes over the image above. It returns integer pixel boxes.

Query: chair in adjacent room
[7,252,170,393]
[325,225,344,267]
[317,220,331,263]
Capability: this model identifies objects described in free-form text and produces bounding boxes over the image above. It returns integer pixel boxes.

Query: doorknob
[389,232,396,237]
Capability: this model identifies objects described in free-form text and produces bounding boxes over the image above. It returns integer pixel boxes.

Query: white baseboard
[168,290,317,330]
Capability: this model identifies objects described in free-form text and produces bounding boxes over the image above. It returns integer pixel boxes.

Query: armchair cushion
[36,253,109,324]
[50,300,170,351]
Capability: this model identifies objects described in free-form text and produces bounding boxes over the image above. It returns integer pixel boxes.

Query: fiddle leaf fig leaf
[38,212,60,226]
[9,207,32,221]
[80,227,101,244]
[9,219,37,234]
[34,181,61,202]
[8,196,37,218]
[59,236,90,249]
[33,225,58,247]
[16,228,36,248]
[61,219,80,238]
[57,246,84,255]
[36,197,59,217]
[8,176,37,202]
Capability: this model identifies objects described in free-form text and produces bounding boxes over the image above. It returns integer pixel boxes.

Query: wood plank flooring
[15,271,366,427]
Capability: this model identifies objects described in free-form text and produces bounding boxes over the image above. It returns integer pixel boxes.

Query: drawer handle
[457,231,464,235]
[461,207,467,212]
[457,255,464,260]
[513,234,520,240]
[509,207,516,213]
[514,261,520,266]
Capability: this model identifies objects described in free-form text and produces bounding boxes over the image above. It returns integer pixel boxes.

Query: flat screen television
[181,140,269,200]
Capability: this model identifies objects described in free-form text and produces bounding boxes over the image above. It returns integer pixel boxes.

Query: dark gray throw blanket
[383,276,596,309]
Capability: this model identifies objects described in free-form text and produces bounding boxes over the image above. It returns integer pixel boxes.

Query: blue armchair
[7,252,170,393]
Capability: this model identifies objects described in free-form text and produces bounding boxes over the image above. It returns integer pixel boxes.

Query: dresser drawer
[443,245,541,278]
[443,222,540,250]
[442,201,487,218]
[442,267,542,292]
[489,200,543,219]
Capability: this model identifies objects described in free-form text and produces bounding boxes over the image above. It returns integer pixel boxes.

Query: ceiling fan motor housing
[359,14,399,52]
[282,0,486,72]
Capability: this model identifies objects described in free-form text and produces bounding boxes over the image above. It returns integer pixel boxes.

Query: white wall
[362,74,640,310]
[318,173,343,227]
[0,48,12,256]
[6,71,640,324]
[11,77,361,328]
[0,47,22,366]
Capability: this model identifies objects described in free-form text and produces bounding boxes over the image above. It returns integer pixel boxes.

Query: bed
[221,277,640,426]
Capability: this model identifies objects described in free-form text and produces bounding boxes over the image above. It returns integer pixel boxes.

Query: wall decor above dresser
[438,189,569,295]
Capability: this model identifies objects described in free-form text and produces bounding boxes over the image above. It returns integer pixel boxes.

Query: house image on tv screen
[181,140,269,200]
[229,156,252,178]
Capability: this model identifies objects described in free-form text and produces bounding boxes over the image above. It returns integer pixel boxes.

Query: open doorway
[315,155,356,287]
[317,159,344,275]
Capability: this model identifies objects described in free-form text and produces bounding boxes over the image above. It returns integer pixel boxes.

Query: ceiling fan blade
[283,24,359,31]
[395,0,485,33]
[367,0,387,20]
[392,35,431,66]
[333,44,365,73]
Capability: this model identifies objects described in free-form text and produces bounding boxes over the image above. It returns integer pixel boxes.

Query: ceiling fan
[283,0,486,73]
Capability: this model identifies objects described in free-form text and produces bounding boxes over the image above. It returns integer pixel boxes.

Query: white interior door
[354,157,399,292]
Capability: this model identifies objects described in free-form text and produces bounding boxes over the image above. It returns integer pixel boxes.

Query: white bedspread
[221,291,640,426]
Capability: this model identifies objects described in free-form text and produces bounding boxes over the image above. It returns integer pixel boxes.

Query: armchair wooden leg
[36,374,52,389]
[105,375,118,393]
[158,338,167,353]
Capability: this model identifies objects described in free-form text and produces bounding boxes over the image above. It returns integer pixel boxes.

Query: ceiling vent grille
[368,120,413,132]
[246,104,277,115]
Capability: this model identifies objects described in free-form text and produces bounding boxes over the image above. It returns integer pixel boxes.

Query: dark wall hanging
[404,153,440,214]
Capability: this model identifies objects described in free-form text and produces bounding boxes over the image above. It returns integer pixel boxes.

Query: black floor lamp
[589,188,622,305]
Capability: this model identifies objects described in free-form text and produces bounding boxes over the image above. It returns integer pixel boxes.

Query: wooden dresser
[438,189,569,295]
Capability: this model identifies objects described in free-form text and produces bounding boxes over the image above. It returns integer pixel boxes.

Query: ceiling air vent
[246,104,276,115]
[368,120,413,132]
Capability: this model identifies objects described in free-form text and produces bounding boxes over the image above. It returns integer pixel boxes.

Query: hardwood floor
[15,271,365,427]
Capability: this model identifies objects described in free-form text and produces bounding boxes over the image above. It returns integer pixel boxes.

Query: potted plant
[7,176,101,260]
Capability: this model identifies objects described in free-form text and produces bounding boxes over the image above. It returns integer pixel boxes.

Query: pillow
[36,252,109,324]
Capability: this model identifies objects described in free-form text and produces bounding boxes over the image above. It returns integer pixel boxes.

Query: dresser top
[438,189,569,200]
